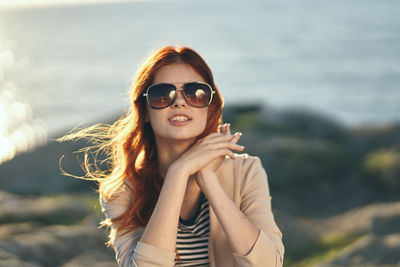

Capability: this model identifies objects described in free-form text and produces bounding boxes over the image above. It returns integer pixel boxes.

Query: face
[145,63,209,143]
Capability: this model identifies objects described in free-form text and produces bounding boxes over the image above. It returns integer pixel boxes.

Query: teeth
[170,116,190,122]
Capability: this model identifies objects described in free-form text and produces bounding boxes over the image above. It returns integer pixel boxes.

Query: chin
[168,130,203,142]
[170,133,199,141]
[154,126,206,143]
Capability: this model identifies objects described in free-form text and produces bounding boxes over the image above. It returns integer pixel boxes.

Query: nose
[171,88,187,108]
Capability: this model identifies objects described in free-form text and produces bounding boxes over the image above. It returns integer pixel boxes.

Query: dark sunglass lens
[147,84,175,108]
[184,83,212,107]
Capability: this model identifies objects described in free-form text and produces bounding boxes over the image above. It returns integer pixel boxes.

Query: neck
[155,136,202,203]
[155,136,196,178]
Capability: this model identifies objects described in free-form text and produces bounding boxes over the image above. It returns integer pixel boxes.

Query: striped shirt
[175,192,210,266]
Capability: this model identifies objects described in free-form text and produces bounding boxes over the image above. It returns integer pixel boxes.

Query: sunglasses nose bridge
[171,87,186,105]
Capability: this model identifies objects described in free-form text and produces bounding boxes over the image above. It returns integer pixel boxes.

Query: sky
[0,0,143,10]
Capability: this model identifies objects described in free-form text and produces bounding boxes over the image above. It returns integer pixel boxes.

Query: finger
[222,123,228,136]
[226,123,231,136]
[221,124,226,134]
[214,148,235,160]
[218,124,223,134]
[220,123,227,134]
[201,132,233,144]
[208,141,244,151]
[230,132,242,144]
[200,132,224,142]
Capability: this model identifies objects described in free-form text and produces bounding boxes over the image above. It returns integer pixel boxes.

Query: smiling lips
[169,114,192,125]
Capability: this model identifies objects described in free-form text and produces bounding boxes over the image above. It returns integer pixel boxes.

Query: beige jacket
[100,153,284,267]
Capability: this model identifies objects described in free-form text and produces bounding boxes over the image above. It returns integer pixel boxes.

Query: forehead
[152,63,205,84]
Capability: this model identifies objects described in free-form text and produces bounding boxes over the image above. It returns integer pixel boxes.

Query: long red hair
[57,46,224,255]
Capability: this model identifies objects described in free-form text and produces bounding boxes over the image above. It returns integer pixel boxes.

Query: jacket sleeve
[99,185,176,267]
[232,156,284,267]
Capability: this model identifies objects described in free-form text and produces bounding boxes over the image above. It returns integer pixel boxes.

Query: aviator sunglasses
[143,82,215,109]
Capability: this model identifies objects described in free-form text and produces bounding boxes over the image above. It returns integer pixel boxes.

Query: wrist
[168,162,190,179]
[199,169,215,177]
[196,170,218,186]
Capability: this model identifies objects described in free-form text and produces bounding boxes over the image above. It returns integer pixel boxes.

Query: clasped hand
[172,123,244,180]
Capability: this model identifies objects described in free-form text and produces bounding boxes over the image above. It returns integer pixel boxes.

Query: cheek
[198,110,209,130]
[148,111,164,131]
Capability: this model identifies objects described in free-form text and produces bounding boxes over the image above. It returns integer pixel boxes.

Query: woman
[59,46,284,266]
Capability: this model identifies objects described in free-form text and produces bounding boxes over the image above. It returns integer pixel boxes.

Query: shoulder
[219,153,265,177]
[217,153,268,189]
[99,179,133,220]
[233,153,264,171]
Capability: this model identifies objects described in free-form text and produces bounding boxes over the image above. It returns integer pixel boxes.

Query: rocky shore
[0,191,116,267]
[1,103,399,266]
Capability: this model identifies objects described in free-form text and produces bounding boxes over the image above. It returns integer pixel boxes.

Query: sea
[0,0,399,163]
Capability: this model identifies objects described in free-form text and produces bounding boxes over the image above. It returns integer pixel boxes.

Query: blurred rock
[1,224,99,267]
[0,136,95,194]
[0,222,39,239]
[61,249,116,267]
[307,201,400,237]
[0,190,91,225]
[0,190,113,266]
[0,249,42,267]
[273,210,317,251]
[316,233,400,266]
